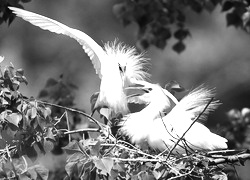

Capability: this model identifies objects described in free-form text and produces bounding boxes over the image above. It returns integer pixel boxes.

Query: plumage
[120,84,173,143]
[9,7,150,114]
[121,83,228,154]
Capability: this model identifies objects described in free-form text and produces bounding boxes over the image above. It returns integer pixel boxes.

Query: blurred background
[1,0,250,179]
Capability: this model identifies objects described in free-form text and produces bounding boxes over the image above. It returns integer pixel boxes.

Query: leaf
[93,157,114,176]
[172,41,186,54]
[226,11,242,27]
[63,141,82,154]
[154,39,167,49]
[189,0,203,13]
[44,107,51,118]
[90,92,99,112]
[38,89,49,98]
[65,152,86,177]
[0,165,7,178]
[222,1,234,12]
[5,113,22,127]
[32,165,49,180]
[21,0,32,2]
[101,157,114,175]
[45,78,58,88]
[0,56,4,64]
[204,1,216,12]
[45,127,55,141]
[242,11,250,27]
[31,107,37,119]
[81,161,94,179]
[174,29,190,40]
[26,168,38,180]
[212,171,228,180]
[16,68,24,76]
[90,139,101,156]
[43,138,55,152]
[238,157,245,166]
[12,80,20,91]
[153,169,163,180]
[113,162,125,172]
[139,39,150,49]
[25,146,38,162]
[65,161,78,177]
[67,152,86,164]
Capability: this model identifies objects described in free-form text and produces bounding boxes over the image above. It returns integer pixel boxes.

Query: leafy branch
[0,58,249,180]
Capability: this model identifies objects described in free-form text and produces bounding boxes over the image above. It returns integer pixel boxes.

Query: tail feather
[176,86,220,121]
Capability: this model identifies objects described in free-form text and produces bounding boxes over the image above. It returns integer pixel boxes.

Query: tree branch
[36,100,104,129]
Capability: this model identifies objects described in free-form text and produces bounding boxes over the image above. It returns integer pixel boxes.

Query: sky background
[1,0,250,178]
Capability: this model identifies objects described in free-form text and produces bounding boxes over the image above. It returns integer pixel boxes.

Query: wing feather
[9,7,105,78]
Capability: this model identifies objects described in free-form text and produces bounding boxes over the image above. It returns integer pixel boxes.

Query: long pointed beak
[91,108,96,117]
[120,72,125,87]
[125,86,152,93]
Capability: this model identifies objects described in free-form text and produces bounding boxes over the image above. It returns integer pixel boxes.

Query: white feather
[120,84,172,143]
[9,7,105,78]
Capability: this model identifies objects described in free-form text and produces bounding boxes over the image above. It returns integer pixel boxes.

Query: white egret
[120,83,174,143]
[9,7,150,115]
[120,83,228,154]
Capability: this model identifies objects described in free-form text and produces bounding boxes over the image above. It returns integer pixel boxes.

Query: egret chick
[120,83,227,154]
[120,84,174,143]
[147,86,228,154]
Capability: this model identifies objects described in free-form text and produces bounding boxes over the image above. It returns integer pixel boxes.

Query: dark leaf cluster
[0,0,32,25]
[0,61,53,179]
[218,108,250,149]
[113,0,250,53]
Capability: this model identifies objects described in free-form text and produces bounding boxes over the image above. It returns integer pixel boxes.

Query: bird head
[104,40,150,87]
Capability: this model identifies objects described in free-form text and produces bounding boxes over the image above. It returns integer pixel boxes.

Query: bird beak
[139,87,152,93]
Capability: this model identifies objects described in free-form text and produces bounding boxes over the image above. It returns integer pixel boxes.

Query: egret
[120,83,174,143]
[120,83,228,154]
[9,7,150,115]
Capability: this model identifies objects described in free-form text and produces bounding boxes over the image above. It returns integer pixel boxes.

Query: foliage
[113,0,250,53]
[2,0,250,53]
[0,58,249,180]
[218,108,250,149]
[0,0,32,25]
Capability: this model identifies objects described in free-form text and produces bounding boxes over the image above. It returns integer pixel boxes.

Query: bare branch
[36,100,104,129]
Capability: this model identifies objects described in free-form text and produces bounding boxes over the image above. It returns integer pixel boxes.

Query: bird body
[121,83,228,154]
[148,110,228,154]
[9,7,150,115]
[120,84,173,143]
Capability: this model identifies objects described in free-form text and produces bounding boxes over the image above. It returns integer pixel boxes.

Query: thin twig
[63,128,100,135]
[54,111,67,126]
[168,166,196,180]
[111,157,160,162]
[102,143,157,160]
[36,100,104,129]
[208,152,250,165]
[166,98,214,159]
[117,140,159,159]
[22,156,28,172]
[65,110,71,142]
[6,145,18,179]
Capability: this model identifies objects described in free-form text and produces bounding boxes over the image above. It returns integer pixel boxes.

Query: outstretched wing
[9,7,105,78]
